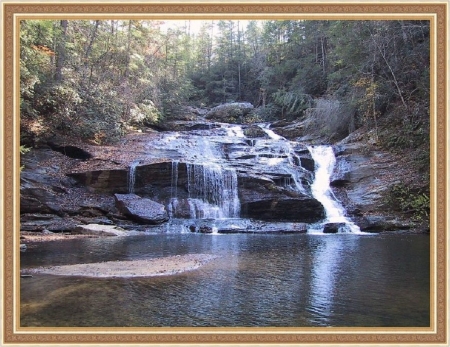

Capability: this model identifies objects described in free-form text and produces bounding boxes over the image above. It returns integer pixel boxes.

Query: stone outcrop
[241,197,324,223]
[114,194,169,224]
[20,115,423,234]
[330,132,416,232]
[205,102,254,123]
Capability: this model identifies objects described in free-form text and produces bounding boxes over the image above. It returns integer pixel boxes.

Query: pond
[20,232,430,327]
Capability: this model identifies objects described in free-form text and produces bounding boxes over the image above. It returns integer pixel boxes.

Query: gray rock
[114,194,169,225]
[205,102,254,123]
[73,224,127,236]
[241,198,325,223]
[323,222,346,233]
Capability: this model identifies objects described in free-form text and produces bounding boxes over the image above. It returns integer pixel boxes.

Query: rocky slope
[20,104,428,235]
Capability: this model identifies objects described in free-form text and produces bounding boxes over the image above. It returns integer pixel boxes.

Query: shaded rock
[114,194,169,225]
[243,125,269,138]
[68,169,128,194]
[354,215,413,232]
[47,142,92,160]
[331,139,408,218]
[77,216,114,225]
[20,214,79,232]
[323,222,346,233]
[299,157,315,172]
[205,102,254,123]
[73,223,127,236]
[269,120,306,140]
[188,225,213,234]
[159,121,220,132]
[241,198,324,223]
[220,222,308,234]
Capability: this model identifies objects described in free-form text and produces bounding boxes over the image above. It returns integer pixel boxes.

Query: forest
[19,19,430,219]
[18,19,432,328]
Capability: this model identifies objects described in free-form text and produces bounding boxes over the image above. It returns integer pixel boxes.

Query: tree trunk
[55,20,68,82]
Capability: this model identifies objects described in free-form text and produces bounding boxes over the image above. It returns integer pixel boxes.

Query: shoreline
[20,231,103,243]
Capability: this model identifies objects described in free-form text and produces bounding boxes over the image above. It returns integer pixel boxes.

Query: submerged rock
[114,193,169,224]
[323,222,346,233]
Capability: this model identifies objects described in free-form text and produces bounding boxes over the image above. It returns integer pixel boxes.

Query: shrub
[303,98,356,142]
[385,183,430,222]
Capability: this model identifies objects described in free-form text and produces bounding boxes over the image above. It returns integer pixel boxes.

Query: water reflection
[21,234,430,327]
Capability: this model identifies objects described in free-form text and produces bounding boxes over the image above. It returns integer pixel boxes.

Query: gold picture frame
[1,1,448,345]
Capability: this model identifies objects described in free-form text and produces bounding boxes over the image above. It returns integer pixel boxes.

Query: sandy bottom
[22,254,218,278]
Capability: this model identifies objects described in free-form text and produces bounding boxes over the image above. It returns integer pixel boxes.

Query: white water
[258,124,307,193]
[127,160,140,194]
[307,145,362,233]
[168,151,240,220]
[260,123,284,140]
[186,163,240,218]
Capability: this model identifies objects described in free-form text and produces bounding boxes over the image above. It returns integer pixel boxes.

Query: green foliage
[20,145,31,171]
[244,104,281,123]
[386,183,430,222]
[19,18,429,158]
[272,90,312,118]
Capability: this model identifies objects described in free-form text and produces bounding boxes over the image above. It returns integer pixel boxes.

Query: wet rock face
[323,222,346,233]
[68,169,128,194]
[114,194,169,225]
[241,198,325,223]
[330,139,414,231]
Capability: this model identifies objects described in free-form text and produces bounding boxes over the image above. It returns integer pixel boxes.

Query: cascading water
[258,124,308,194]
[307,145,361,233]
[146,121,363,234]
[164,128,241,221]
[127,160,140,194]
[185,163,240,219]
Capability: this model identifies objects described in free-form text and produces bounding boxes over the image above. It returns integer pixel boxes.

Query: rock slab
[114,193,169,224]
[73,224,128,236]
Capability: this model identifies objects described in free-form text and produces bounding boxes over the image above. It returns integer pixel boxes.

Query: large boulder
[205,102,254,123]
[114,194,169,224]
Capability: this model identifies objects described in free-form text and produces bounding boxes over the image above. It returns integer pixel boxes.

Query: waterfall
[308,145,361,233]
[169,161,240,219]
[127,160,140,194]
[258,124,307,194]
[186,163,240,219]
[260,123,284,140]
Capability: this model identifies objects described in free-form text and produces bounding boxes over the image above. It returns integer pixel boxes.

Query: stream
[20,233,429,327]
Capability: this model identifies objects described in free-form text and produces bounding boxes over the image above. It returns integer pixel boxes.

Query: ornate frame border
[1,1,447,345]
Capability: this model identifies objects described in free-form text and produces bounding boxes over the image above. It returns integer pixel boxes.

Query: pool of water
[20,233,430,327]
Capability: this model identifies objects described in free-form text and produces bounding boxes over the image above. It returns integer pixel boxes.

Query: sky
[160,20,252,35]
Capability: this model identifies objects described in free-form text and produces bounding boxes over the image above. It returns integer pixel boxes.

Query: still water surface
[20,233,430,327]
